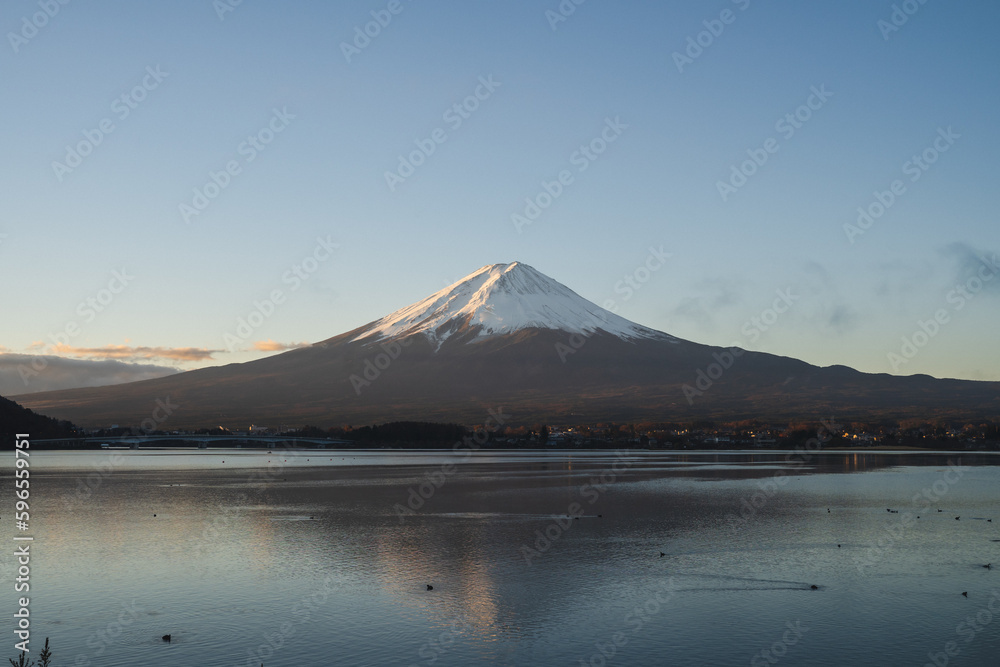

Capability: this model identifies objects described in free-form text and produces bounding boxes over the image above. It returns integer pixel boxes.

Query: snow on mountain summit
[352,262,674,346]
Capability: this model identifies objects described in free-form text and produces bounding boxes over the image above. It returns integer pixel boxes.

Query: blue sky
[2,0,998,395]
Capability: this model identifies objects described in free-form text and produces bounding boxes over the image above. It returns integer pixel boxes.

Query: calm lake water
[2,449,998,666]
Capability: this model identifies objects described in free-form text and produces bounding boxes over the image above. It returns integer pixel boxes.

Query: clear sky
[2,0,998,395]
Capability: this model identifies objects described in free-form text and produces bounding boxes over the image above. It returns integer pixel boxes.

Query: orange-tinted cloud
[50,344,222,362]
[252,339,310,352]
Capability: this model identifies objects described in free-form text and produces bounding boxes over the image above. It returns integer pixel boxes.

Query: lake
[2,449,998,666]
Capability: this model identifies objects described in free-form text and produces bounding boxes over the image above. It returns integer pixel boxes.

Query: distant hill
[0,395,77,448]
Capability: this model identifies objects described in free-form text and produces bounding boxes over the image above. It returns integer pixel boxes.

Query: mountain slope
[13,262,1000,428]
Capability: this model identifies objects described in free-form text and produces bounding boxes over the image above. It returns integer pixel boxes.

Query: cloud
[870,258,938,321]
[667,279,745,330]
[0,354,181,396]
[942,243,1000,296]
[873,258,935,299]
[50,344,222,362]
[825,304,857,334]
[795,262,860,335]
[252,339,311,352]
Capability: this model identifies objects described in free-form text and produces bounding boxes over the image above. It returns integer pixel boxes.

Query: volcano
[14,262,1000,428]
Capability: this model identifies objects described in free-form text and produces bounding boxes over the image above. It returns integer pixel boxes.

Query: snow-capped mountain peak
[352,262,673,346]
